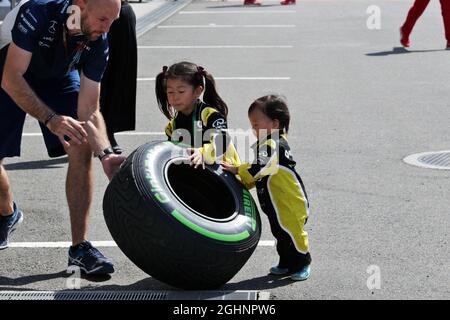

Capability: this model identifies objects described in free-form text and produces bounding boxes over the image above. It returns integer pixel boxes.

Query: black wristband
[98,147,114,161]
[44,112,58,126]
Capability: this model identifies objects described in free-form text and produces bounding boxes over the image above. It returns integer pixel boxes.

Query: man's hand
[101,154,126,181]
[187,148,205,169]
[47,115,88,148]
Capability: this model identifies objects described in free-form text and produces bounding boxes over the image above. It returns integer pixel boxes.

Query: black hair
[155,61,228,120]
[248,95,291,133]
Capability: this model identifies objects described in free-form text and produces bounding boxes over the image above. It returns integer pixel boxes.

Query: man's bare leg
[65,142,114,274]
[65,143,93,246]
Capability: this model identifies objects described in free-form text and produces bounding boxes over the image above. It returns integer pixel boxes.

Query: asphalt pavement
[0,0,449,300]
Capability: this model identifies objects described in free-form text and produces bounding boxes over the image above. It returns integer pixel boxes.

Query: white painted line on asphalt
[22,133,46,137]
[203,77,291,80]
[9,241,116,248]
[179,10,296,14]
[157,24,296,29]
[137,77,291,81]
[116,131,166,136]
[258,241,276,247]
[22,132,166,137]
[138,45,293,49]
[9,240,275,248]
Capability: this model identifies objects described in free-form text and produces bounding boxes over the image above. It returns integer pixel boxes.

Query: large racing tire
[103,141,261,289]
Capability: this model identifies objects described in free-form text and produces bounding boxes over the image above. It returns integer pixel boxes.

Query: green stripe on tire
[171,210,250,242]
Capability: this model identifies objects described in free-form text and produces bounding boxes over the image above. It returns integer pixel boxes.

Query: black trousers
[100,2,138,134]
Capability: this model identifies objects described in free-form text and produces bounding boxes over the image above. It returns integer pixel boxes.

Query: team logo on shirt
[17,23,28,34]
[259,151,269,158]
[48,20,58,34]
[38,41,50,48]
[212,118,226,129]
[39,36,55,47]
[20,14,36,31]
[25,9,38,23]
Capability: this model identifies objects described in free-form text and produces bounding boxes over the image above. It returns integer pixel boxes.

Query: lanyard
[172,101,203,147]
[62,24,88,74]
[173,101,200,132]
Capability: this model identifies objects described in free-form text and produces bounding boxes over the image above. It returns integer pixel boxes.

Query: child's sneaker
[269,265,290,275]
[290,265,311,281]
[0,203,24,250]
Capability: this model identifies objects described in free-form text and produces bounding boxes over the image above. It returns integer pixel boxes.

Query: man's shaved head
[73,0,121,41]
[85,0,121,11]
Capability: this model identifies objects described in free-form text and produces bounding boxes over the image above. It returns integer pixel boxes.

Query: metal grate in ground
[403,151,450,170]
[0,290,269,301]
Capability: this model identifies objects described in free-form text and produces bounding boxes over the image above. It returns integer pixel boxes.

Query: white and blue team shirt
[0,0,109,85]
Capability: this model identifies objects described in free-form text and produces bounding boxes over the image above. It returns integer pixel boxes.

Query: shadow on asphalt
[89,275,295,291]
[86,277,177,291]
[67,275,294,292]
[3,157,68,171]
[0,274,294,294]
[0,271,67,288]
[223,274,294,290]
[86,273,296,291]
[366,47,446,56]
[0,270,114,289]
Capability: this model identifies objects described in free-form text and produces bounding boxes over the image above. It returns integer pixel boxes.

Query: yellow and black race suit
[165,99,240,166]
[238,132,311,271]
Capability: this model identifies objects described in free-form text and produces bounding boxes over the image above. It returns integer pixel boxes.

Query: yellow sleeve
[165,120,174,139]
[201,107,220,126]
[237,163,257,190]
[200,142,242,167]
[224,142,241,167]
[199,143,216,165]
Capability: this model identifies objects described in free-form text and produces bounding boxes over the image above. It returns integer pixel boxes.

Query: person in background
[100,0,138,154]
[243,0,296,6]
[400,0,450,49]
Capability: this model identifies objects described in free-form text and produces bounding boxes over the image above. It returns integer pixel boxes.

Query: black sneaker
[68,241,114,275]
[0,203,24,250]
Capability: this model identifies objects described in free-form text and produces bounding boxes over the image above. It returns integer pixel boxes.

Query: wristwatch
[97,147,114,161]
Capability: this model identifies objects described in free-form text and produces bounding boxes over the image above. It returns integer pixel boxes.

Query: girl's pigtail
[202,71,228,118]
[155,66,172,120]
